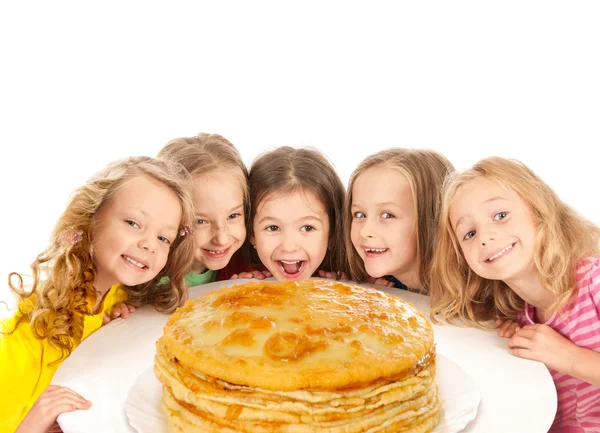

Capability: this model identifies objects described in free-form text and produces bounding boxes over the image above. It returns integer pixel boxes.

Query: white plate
[126,353,480,433]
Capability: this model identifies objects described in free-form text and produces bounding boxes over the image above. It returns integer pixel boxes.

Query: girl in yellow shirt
[1,156,196,433]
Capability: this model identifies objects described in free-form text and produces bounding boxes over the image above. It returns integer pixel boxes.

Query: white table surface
[54,279,557,433]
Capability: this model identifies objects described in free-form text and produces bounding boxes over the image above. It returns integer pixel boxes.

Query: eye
[381,212,395,219]
[353,211,366,218]
[158,235,172,245]
[228,212,242,220]
[196,218,207,225]
[463,230,476,241]
[126,220,140,229]
[300,225,316,232]
[493,211,508,221]
[265,225,279,232]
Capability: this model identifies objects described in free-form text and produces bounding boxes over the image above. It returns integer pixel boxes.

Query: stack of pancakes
[154,280,440,432]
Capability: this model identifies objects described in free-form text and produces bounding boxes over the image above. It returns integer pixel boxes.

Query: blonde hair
[157,133,249,221]
[345,148,455,293]
[430,156,600,326]
[247,146,347,276]
[7,156,196,360]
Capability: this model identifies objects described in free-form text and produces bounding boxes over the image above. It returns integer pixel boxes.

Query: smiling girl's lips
[121,254,149,271]
[363,247,389,259]
[202,246,231,259]
[276,260,306,278]
[484,242,516,263]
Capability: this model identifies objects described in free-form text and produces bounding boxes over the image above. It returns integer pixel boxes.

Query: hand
[317,270,348,280]
[367,277,395,287]
[103,302,136,324]
[508,324,581,374]
[231,270,272,280]
[15,385,91,433]
[495,319,521,338]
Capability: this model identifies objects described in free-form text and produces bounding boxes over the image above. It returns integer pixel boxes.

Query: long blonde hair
[345,148,455,293]
[247,146,347,276]
[7,156,196,360]
[430,156,600,325]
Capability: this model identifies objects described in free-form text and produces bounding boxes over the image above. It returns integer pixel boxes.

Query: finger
[508,335,534,349]
[116,303,129,319]
[495,319,502,327]
[318,270,326,277]
[511,347,539,362]
[262,271,272,277]
[127,304,136,312]
[340,272,348,280]
[231,274,239,279]
[103,313,111,324]
[251,271,265,280]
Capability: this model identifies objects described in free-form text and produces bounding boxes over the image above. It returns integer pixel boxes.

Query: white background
[1,1,599,311]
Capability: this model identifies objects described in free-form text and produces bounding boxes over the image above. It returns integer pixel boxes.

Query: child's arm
[508,324,600,387]
[15,385,91,433]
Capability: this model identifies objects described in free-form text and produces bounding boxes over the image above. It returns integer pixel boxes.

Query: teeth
[366,248,387,253]
[125,256,145,268]
[487,244,513,262]
[207,249,226,254]
[280,260,302,264]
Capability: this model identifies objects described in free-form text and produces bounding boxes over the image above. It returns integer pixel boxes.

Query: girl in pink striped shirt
[429,156,600,432]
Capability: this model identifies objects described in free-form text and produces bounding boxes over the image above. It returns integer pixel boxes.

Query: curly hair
[7,156,195,361]
[344,148,455,293]
[430,156,600,326]
[246,146,347,277]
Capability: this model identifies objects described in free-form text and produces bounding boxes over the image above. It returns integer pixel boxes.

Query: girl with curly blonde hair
[1,156,195,433]
[430,156,600,432]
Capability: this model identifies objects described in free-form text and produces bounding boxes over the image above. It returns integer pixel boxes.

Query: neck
[191,261,207,274]
[504,270,557,322]
[393,267,422,291]
[93,271,116,297]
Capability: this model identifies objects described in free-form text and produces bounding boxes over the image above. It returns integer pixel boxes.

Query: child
[246,146,347,281]
[1,156,195,433]
[345,148,454,293]
[430,156,600,432]
[158,133,251,284]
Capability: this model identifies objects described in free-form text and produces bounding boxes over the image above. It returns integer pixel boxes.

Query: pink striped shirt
[520,256,600,432]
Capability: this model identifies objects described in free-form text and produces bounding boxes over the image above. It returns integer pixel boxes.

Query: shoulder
[573,256,600,306]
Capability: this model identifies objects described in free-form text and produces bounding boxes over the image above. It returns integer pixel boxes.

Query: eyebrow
[257,215,324,225]
[196,203,244,216]
[352,201,401,208]
[127,209,179,233]
[453,197,507,230]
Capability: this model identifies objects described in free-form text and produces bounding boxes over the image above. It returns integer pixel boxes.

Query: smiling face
[191,169,246,272]
[252,189,330,281]
[350,167,419,283]
[92,175,182,293]
[449,177,537,283]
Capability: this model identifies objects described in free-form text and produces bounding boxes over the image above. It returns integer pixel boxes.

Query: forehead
[192,170,245,200]
[108,174,181,216]
[450,177,524,220]
[353,166,412,203]
[257,189,327,217]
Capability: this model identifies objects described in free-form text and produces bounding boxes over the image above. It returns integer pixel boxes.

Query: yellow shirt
[0,284,127,433]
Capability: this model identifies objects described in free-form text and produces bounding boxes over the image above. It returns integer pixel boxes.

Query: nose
[281,231,300,253]
[212,224,228,246]
[480,225,496,247]
[139,234,158,253]
[358,216,376,239]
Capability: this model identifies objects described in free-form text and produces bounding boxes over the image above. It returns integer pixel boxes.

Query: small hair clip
[179,226,192,237]
[61,228,84,247]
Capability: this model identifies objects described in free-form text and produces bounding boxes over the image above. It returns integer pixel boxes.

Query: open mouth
[203,246,231,259]
[121,254,148,270]
[364,247,388,258]
[485,243,515,263]
[277,260,306,278]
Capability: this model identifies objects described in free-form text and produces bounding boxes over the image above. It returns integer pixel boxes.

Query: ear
[250,235,256,247]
